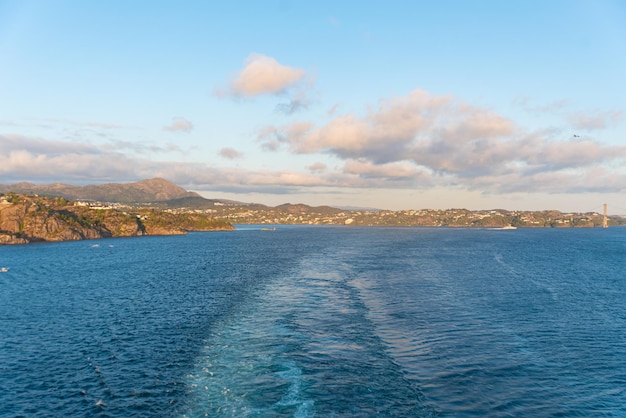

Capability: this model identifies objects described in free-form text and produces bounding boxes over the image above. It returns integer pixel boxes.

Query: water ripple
[2,227,626,416]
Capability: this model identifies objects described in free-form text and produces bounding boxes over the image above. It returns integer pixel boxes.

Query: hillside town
[158,202,623,228]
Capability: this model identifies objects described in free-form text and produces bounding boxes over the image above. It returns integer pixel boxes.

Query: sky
[1,0,625,213]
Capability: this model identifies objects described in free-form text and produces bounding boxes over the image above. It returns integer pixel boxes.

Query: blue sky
[1,0,625,212]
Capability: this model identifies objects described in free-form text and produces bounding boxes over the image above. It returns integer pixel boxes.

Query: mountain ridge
[0,178,200,204]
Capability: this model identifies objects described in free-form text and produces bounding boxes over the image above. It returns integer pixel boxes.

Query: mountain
[0,178,201,204]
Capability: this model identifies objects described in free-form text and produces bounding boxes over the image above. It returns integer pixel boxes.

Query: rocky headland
[0,193,233,245]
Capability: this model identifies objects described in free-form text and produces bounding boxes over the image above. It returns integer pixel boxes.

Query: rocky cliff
[0,193,233,245]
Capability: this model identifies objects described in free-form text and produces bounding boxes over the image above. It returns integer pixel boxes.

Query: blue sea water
[1,225,626,417]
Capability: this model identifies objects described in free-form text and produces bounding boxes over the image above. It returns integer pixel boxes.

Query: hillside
[0,178,201,203]
[0,193,233,245]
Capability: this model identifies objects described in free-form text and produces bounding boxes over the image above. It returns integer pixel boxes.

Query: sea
[1,225,625,417]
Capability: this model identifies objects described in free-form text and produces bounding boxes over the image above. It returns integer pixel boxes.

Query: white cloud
[218,53,306,97]
[163,117,194,132]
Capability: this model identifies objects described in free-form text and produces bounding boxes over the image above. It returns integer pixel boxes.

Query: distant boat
[488,225,517,230]
[261,227,277,232]
[0,267,9,272]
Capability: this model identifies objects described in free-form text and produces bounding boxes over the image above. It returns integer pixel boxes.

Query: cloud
[275,99,308,115]
[1,133,423,193]
[257,88,626,193]
[513,97,571,114]
[219,147,243,159]
[217,53,306,98]
[307,162,327,173]
[163,117,194,132]
[268,89,454,162]
[513,97,623,132]
[257,122,312,151]
[0,134,99,155]
[342,160,431,182]
[0,134,138,181]
[568,110,623,131]
[275,89,312,114]
[522,136,624,171]
[460,166,626,195]
[37,118,130,130]
[102,140,184,154]
[0,134,338,189]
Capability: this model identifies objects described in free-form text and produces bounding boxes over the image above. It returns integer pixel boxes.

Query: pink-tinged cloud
[261,89,453,162]
[307,162,327,173]
[433,105,515,142]
[343,160,431,181]
[221,54,306,97]
[0,144,136,181]
[219,147,243,159]
[463,166,626,195]
[0,133,105,156]
[258,88,626,186]
[163,117,194,132]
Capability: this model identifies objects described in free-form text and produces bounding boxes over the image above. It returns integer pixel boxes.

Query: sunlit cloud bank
[0,133,356,188]
[0,134,139,181]
[258,88,626,195]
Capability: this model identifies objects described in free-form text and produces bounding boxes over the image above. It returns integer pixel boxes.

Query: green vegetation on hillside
[0,193,233,245]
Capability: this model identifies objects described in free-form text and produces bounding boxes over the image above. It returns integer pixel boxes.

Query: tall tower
[603,203,608,228]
